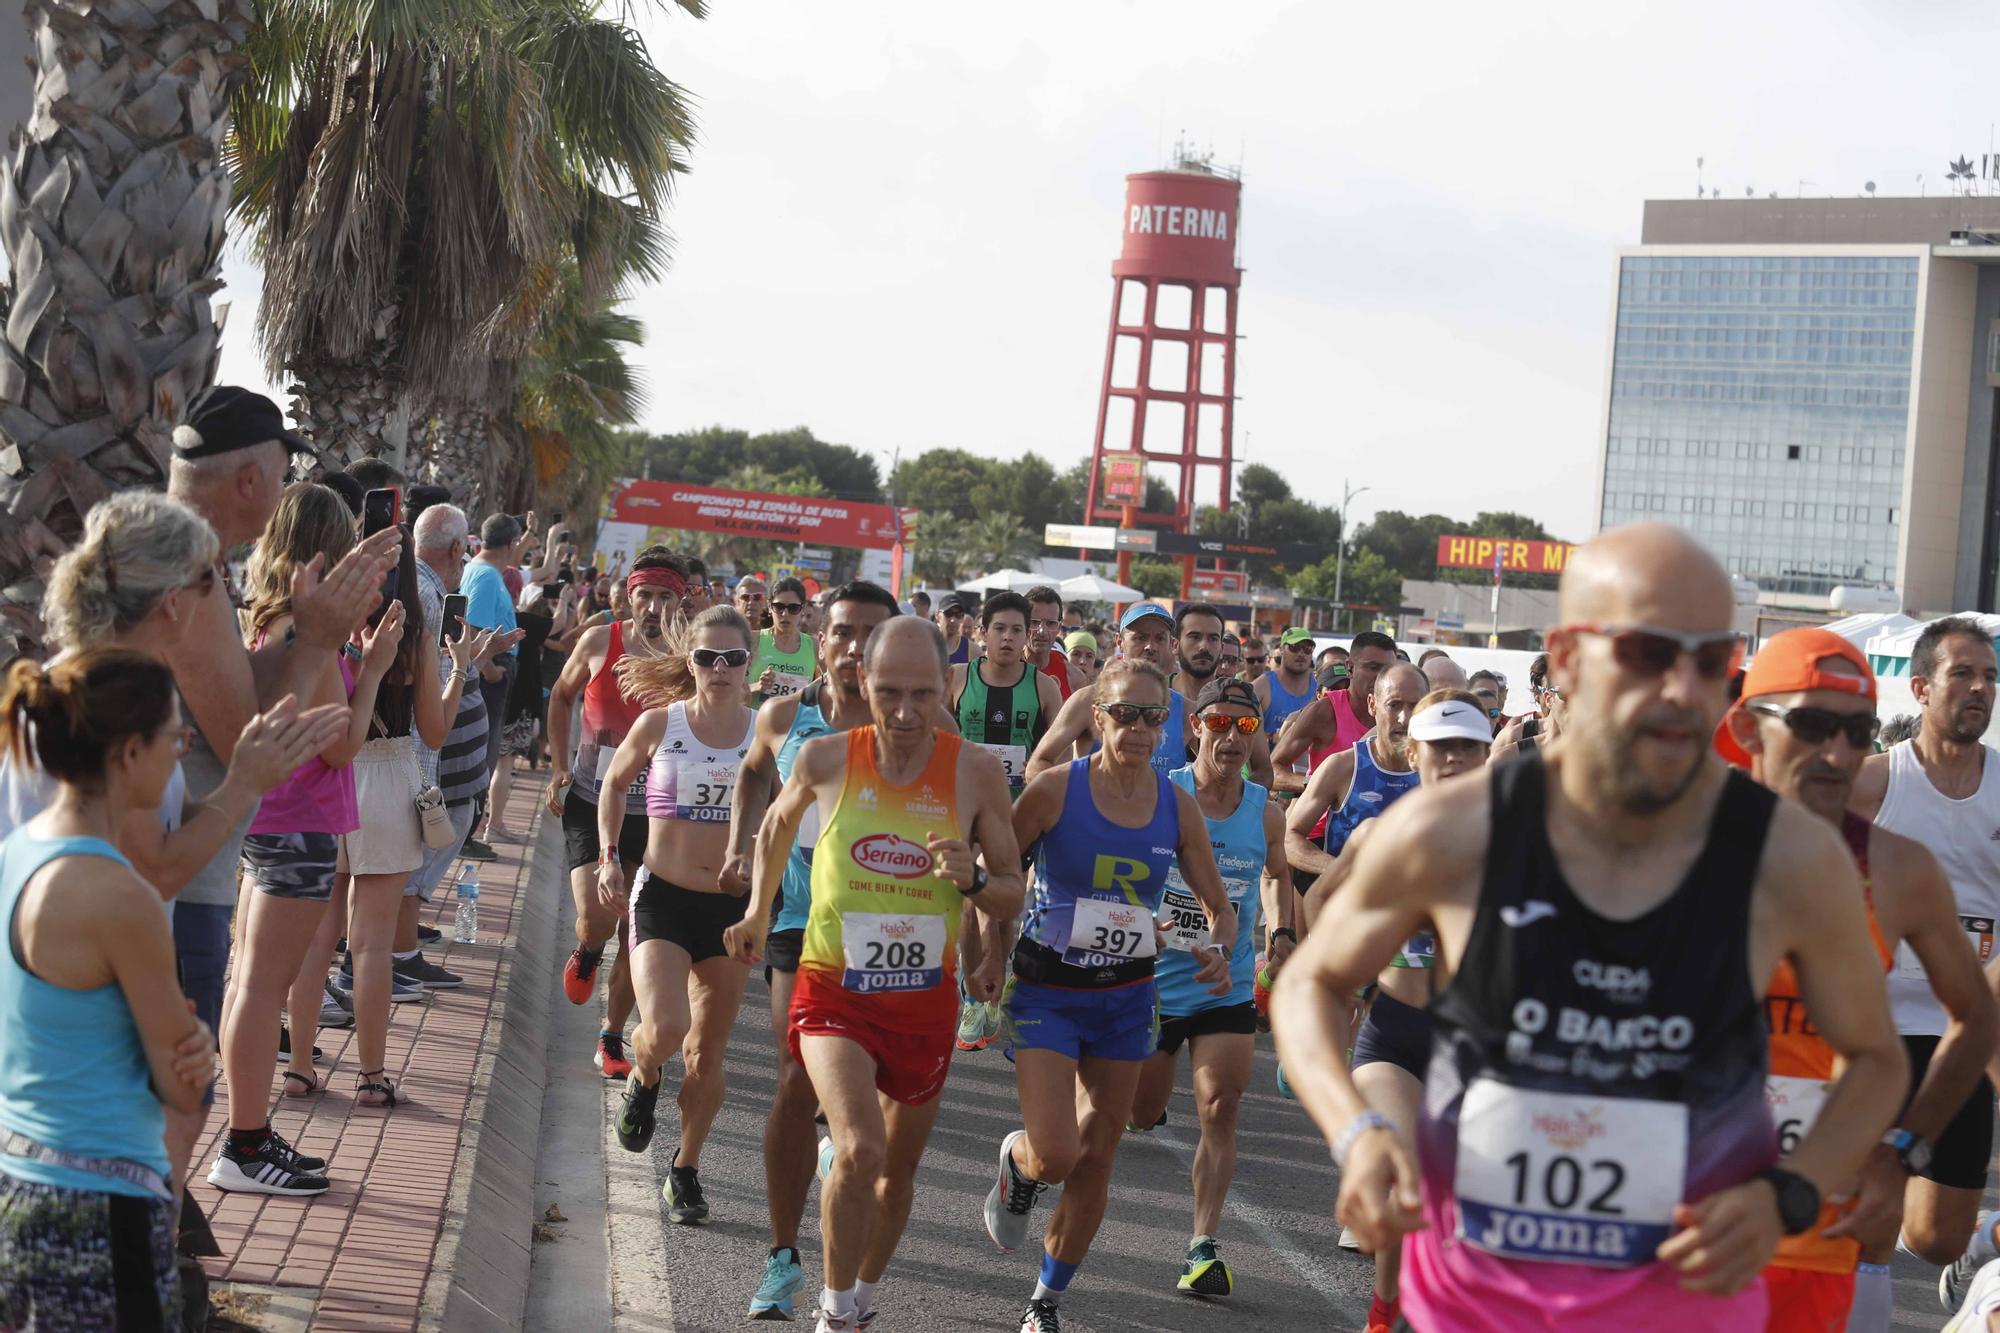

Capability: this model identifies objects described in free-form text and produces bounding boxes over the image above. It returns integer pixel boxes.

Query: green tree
[627,426,882,503]
[516,265,647,522]
[959,512,1037,575]
[1291,546,1401,612]
[1128,558,1180,599]
[1236,462,1292,513]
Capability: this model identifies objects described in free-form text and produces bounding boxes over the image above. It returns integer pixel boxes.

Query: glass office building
[1600,254,1916,596]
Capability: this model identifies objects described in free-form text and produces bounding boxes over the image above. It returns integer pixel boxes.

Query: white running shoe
[982,1129,1046,1252]
[1945,1255,2000,1331]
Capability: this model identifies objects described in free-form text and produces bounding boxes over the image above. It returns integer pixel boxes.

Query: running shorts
[788,968,954,1106]
[1156,1002,1257,1056]
[241,832,339,902]
[1351,991,1431,1080]
[1003,974,1156,1063]
[562,788,648,873]
[1902,1033,1995,1190]
[628,868,743,963]
[1760,1265,1854,1333]
[764,928,804,980]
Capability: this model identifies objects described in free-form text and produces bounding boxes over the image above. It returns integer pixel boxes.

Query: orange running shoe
[562,945,604,1005]
[1364,1295,1399,1333]
[593,1029,632,1079]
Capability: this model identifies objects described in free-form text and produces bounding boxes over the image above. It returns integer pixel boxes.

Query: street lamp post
[1331,480,1370,633]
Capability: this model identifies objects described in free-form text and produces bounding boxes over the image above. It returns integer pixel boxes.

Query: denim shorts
[241,832,339,902]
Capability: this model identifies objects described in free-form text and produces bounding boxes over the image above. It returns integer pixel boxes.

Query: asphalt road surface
[524,884,1986,1332]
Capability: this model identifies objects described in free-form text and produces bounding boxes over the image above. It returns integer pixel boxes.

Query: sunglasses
[942,606,967,618]
[1244,653,1267,664]
[1096,701,1170,728]
[1283,641,1313,653]
[690,647,751,669]
[771,601,804,613]
[1566,623,1743,680]
[1197,712,1261,734]
[738,590,768,602]
[1746,701,1881,749]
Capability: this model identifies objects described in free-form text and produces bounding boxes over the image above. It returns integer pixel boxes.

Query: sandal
[281,1069,320,1098]
[355,1069,401,1108]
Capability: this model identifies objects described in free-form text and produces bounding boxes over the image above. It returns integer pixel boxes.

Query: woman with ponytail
[0,650,218,1329]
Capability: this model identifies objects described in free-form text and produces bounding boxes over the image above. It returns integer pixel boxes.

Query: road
[524,883,1986,1332]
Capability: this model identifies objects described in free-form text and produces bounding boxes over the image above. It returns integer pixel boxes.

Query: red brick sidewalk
[193,785,545,1331]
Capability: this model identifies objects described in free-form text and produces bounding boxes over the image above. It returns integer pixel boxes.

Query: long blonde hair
[243,483,356,642]
[616,606,753,709]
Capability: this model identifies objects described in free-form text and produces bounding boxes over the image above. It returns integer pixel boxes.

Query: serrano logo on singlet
[851,833,931,879]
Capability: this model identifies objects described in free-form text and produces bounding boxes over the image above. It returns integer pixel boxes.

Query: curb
[420,811,562,1332]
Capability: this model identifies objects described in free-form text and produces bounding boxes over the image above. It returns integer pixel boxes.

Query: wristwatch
[1754,1166,1821,1236]
[959,864,989,898]
[1883,1127,1933,1176]
[1269,927,1297,944]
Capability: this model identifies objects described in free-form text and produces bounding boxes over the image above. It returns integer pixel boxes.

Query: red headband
[627,567,686,598]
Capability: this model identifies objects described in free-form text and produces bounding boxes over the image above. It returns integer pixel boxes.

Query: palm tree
[961,511,1036,577]
[511,262,646,519]
[229,0,698,469]
[0,0,254,655]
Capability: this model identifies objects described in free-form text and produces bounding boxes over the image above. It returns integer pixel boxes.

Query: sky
[214,0,2000,543]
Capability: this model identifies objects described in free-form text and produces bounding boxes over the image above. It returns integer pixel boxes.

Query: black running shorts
[1156,1001,1257,1056]
[630,868,744,964]
[1902,1033,1996,1190]
[1352,991,1432,1081]
[561,787,648,873]
[763,928,804,982]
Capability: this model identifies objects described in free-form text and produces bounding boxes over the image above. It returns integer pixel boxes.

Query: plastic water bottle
[452,864,480,944]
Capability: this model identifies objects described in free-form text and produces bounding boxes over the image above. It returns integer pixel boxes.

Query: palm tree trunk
[285,337,409,472]
[0,0,252,657]
[413,401,500,515]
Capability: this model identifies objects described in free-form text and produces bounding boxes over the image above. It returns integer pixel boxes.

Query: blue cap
[1119,603,1173,630]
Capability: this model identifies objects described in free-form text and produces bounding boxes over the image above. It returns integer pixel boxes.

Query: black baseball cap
[1192,677,1259,713]
[173,385,313,460]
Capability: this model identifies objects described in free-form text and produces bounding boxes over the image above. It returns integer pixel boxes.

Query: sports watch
[1754,1166,1821,1236]
[1883,1127,1933,1176]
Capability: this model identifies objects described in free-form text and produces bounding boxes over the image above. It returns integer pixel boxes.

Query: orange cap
[1713,627,1876,768]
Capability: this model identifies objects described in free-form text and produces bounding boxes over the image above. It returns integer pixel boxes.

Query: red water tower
[1083,153,1242,594]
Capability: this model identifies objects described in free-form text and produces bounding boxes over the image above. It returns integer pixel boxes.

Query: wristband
[598,848,620,866]
[959,864,988,898]
[1331,1110,1396,1170]
[1270,927,1297,943]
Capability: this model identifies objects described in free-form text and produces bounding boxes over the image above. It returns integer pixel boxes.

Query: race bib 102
[840,913,946,994]
[1063,896,1159,967]
[1452,1078,1687,1268]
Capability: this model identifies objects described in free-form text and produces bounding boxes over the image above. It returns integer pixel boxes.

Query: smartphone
[441,593,469,646]
[551,509,564,527]
[362,487,400,536]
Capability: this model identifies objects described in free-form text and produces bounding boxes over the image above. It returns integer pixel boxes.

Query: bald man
[1272,522,1906,1333]
[1284,663,1427,882]
[1421,652,1471,693]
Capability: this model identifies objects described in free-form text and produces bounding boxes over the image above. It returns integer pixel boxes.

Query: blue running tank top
[1022,757,1179,977]
[0,832,169,1195]
[1155,766,1266,1016]
[1151,688,1187,777]
[1262,671,1316,740]
[771,683,833,935]
[1322,732,1420,858]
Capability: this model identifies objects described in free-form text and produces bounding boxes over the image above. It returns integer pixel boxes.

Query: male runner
[544,547,686,1074]
[1272,630,1398,812]
[1273,523,1907,1332]
[722,582,943,1320]
[1255,627,1319,770]
[1420,652,1471,692]
[1024,584,1075,700]
[1846,618,2000,1298]
[1215,635,1243,678]
[1240,634,1268,682]
[937,592,972,665]
[1717,628,1996,1332]
[1284,663,1426,881]
[1470,669,1509,735]
[1128,677,1291,1298]
[723,617,1024,1333]
[1494,652,1565,760]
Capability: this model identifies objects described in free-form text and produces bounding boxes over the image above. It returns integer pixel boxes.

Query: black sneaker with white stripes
[208,1132,330,1196]
[1018,1298,1061,1332]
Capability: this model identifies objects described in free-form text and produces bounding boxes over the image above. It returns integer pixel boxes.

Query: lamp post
[1331,480,1370,633]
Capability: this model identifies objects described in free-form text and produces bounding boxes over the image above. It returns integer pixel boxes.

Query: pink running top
[1308,687,1374,839]
[248,650,359,837]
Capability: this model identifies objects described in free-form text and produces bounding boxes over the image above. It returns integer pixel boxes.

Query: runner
[1127,677,1290,1299]
[1845,618,2000,1299]
[983,656,1238,1332]
[1419,652,1471,692]
[597,605,757,1225]
[1494,652,1565,760]
[1298,688,1493,1332]
[723,616,1024,1333]
[722,581,942,1319]
[1255,627,1319,779]
[1061,631,1099,683]
[1024,585,1076,700]
[937,592,973,666]
[949,592,1064,1052]
[1716,628,1997,1333]
[1240,634,1268,682]
[1284,662,1426,883]
[1271,523,1907,1332]
[1215,635,1243,679]
[1272,630,1398,833]
[751,576,819,708]
[544,548,686,1078]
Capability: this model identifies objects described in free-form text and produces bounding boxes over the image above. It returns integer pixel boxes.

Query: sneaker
[317,992,353,1029]
[1337,1224,1362,1251]
[1177,1235,1233,1298]
[1018,1298,1062,1332]
[1946,1255,2000,1331]
[1276,1063,1295,1100]
[268,1128,327,1173]
[813,1310,853,1333]
[956,998,993,1052]
[747,1246,805,1321]
[982,1129,1046,1252]
[394,952,464,990]
[416,922,443,944]
[817,1135,835,1182]
[208,1135,330,1196]
[594,1030,632,1080]
[329,970,423,1006]
[664,1159,708,1224]
[1944,1212,1998,1311]
[275,1028,323,1063]
[324,979,353,1015]
[616,1073,659,1153]
[459,836,498,862]
[1364,1294,1400,1333]
[563,945,604,1005]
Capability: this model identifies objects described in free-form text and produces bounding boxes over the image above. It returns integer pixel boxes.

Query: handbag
[417,783,454,849]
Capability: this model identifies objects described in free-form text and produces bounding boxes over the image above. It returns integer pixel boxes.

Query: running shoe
[208,1135,329,1196]
[812,1310,853,1333]
[1944,1212,1999,1312]
[563,944,604,1005]
[265,1127,327,1173]
[417,922,443,944]
[1018,1298,1062,1332]
[664,1160,708,1225]
[1275,1063,1295,1100]
[275,1028,323,1063]
[317,992,353,1029]
[594,1030,632,1080]
[1178,1235,1233,1298]
[460,836,498,862]
[747,1247,804,1321]
[328,969,423,1006]
[955,999,994,1051]
[983,1129,1047,1252]
[616,1073,659,1153]
[1337,1225,1361,1251]
[1364,1294,1400,1333]
[394,952,464,990]
[1946,1255,2000,1331]
[817,1135,835,1182]
[324,977,353,1016]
